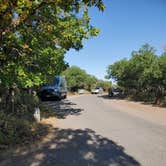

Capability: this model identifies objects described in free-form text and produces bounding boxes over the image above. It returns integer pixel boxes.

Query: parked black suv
[38,76,67,101]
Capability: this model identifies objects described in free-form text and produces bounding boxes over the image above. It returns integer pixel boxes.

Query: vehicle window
[62,78,67,88]
[53,77,60,86]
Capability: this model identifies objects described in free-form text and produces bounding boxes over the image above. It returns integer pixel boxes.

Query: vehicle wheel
[41,97,46,101]
[57,97,61,101]
[109,92,113,97]
[63,95,67,99]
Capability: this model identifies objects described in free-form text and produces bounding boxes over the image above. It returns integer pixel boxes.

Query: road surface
[1,94,166,166]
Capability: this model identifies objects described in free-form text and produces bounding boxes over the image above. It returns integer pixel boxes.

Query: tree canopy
[0,0,105,88]
[63,66,111,91]
[106,44,166,103]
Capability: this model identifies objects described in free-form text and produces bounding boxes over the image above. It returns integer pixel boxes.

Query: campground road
[55,94,166,166]
[1,94,166,166]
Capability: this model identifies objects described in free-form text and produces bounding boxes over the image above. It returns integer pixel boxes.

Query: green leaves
[106,44,166,100]
[0,0,104,89]
[159,53,166,86]
[63,66,111,91]
[62,66,87,89]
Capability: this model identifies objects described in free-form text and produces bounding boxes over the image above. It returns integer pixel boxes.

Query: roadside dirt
[102,98,166,125]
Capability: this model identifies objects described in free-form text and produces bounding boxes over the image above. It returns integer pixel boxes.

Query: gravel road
[1,94,166,166]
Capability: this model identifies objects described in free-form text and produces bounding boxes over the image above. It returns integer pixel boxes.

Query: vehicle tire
[109,92,113,97]
[41,97,46,101]
[57,97,61,101]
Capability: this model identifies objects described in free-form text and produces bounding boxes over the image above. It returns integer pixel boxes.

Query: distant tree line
[63,66,111,92]
[106,44,166,105]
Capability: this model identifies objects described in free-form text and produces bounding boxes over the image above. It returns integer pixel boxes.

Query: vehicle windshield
[52,77,60,86]
[113,88,121,92]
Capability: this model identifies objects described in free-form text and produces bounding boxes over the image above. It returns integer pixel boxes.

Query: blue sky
[65,0,166,80]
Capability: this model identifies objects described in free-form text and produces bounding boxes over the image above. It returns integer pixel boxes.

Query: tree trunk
[5,86,15,112]
[154,86,162,105]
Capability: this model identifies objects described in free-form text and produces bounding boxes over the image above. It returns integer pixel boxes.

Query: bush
[0,90,55,149]
[0,111,50,150]
[39,103,56,119]
[161,96,166,106]
[0,93,49,149]
[0,112,35,146]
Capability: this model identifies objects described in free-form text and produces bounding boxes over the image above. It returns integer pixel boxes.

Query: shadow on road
[43,100,84,119]
[1,128,140,166]
[98,94,124,100]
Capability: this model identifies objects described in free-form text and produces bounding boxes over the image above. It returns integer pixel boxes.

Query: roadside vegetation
[63,66,111,93]
[106,44,166,106]
[0,0,105,148]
